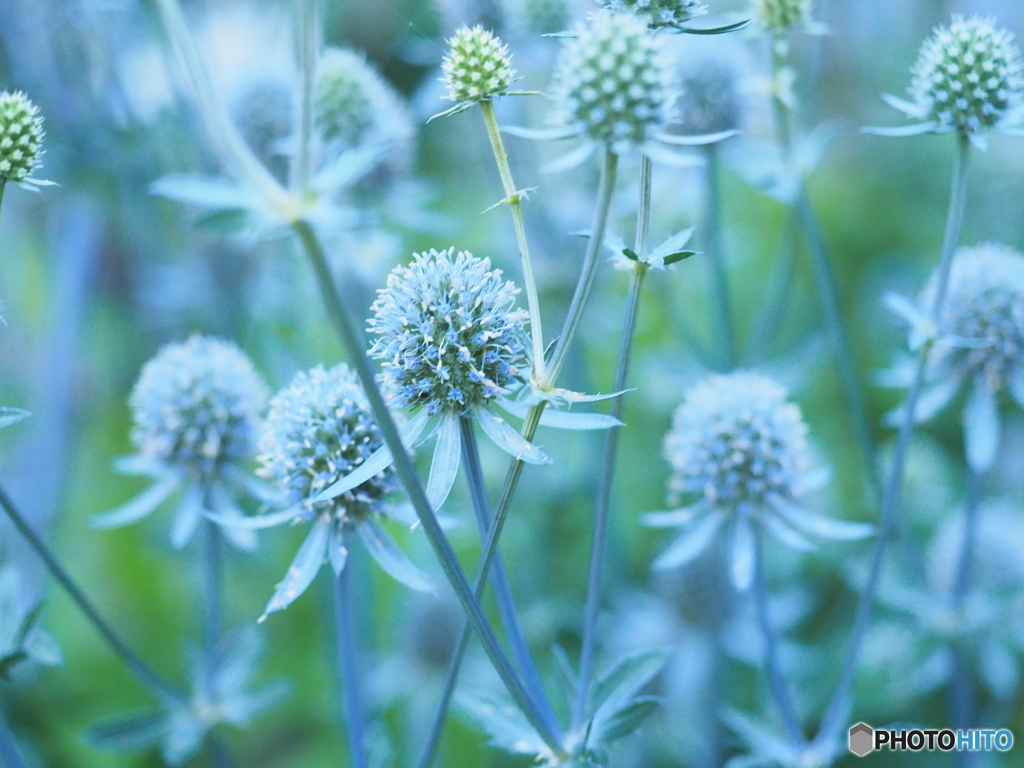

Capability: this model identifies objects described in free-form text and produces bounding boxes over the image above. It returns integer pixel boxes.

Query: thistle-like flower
[93,335,269,551]
[0,91,50,190]
[240,363,432,620]
[644,371,871,590]
[597,0,707,31]
[751,0,811,35]
[882,243,1024,473]
[441,26,516,106]
[671,55,744,137]
[867,15,1024,148]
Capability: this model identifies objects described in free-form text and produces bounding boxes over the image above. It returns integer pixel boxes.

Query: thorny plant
[1,1,1023,767]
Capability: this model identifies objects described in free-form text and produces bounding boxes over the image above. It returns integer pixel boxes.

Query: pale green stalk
[0,707,28,768]
[702,145,735,369]
[334,553,369,768]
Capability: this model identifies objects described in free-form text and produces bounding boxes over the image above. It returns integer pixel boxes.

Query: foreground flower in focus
[93,335,269,550]
[644,371,872,590]
[0,90,51,190]
[441,26,516,105]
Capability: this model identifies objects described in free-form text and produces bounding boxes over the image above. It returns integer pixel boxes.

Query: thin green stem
[573,155,653,731]
[0,181,6,221]
[950,467,982,768]
[480,100,545,379]
[0,707,28,768]
[0,483,183,704]
[702,145,735,370]
[816,134,971,748]
[201,516,222,693]
[292,220,568,761]
[293,0,317,194]
[334,553,369,768]
[745,216,799,363]
[544,149,618,387]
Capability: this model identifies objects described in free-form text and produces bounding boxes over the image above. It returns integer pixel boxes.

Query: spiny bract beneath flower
[369,248,528,415]
[923,243,1024,391]
[665,371,811,514]
[130,335,268,477]
[751,0,811,34]
[910,15,1024,134]
[0,91,44,183]
[554,12,665,149]
[257,363,397,519]
[597,0,706,30]
[441,26,516,103]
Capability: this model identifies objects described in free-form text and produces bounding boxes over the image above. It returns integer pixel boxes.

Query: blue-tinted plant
[0,91,53,197]
[0,565,62,680]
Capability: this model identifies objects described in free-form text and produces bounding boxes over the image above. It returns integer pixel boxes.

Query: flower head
[554,12,666,150]
[130,335,268,478]
[369,248,528,415]
[751,0,812,35]
[672,56,743,136]
[910,16,1024,136]
[441,26,517,104]
[257,363,398,520]
[597,0,706,31]
[0,91,44,184]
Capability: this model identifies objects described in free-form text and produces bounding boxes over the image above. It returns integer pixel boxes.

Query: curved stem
[0,483,183,704]
[292,220,567,761]
[334,551,369,768]
[480,100,545,379]
[573,155,653,731]
[459,416,559,731]
[702,146,735,370]
[816,134,971,747]
[0,707,28,768]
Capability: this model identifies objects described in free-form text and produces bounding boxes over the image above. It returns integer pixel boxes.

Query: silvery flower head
[883,244,1024,473]
[672,55,744,136]
[441,26,517,104]
[597,0,707,31]
[751,0,812,35]
[251,363,433,621]
[645,371,871,590]
[0,91,48,188]
[93,336,269,551]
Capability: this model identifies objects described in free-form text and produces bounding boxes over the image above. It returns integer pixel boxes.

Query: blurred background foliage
[1,0,1023,765]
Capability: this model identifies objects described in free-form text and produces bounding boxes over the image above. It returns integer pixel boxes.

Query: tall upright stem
[816,134,971,747]
[480,100,545,378]
[573,156,652,731]
[0,708,28,768]
[292,221,567,761]
[950,467,982,768]
[702,145,735,370]
[201,516,222,691]
[334,554,369,768]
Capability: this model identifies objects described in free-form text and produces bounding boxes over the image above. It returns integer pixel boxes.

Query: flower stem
[0,181,6,221]
[0,707,28,768]
[292,220,568,761]
[0,483,183,703]
[480,100,545,379]
[816,133,972,748]
[334,550,369,768]
[201,515,222,691]
[459,416,559,730]
[544,148,618,387]
[745,217,799,363]
[293,0,317,194]
[702,145,735,370]
[572,155,652,732]
[950,466,982,764]
[752,540,805,747]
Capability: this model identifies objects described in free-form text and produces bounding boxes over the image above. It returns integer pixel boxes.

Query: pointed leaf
[112,454,169,478]
[678,18,751,34]
[150,174,257,210]
[87,711,168,751]
[542,141,597,174]
[622,248,640,261]
[862,122,938,137]
[967,131,989,152]
[328,523,349,577]
[207,482,258,552]
[356,518,434,592]
[170,482,205,549]
[963,378,1000,473]
[593,696,661,744]
[497,396,622,429]
[730,517,756,591]
[662,250,698,266]
[23,627,63,667]
[656,129,739,146]
[652,512,723,570]
[649,226,696,263]
[0,407,30,429]
[770,497,873,541]
[502,125,582,141]
[259,518,330,620]
[591,649,667,714]
[426,413,461,511]
[762,513,816,552]
[91,474,182,530]
[474,407,552,465]
[641,506,702,528]
[881,93,927,118]
[207,506,307,530]
[643,141,704,168]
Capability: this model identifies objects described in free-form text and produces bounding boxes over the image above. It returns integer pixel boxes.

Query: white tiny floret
[751,0,812,34]
[597,0,706,30]
[910,16,1024,134]
[441,26,517,103]
[554,12,666,150]
[0,91,44,183]
[130,336,268,478]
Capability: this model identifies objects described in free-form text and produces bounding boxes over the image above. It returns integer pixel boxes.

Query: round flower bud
[554,12,666,149]
[257,363,397,518]
[923,243,1024,392]
[672,56,743,136]
[0,91,44,183]
[597,0,705,31]
[751,0,811,34]
[910,15,1024,135]
[369,248,528,415]
[664,372,811,514]
[441,26,516,103]
[130,335,269,477]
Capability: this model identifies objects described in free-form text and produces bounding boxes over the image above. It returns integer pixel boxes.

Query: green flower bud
[0,91,44,184]
[441,25,516,103]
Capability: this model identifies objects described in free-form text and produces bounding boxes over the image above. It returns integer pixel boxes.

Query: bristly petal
[328,523,349,578]
[655,129,739,146]
[880,92,928,118]
[150,174,259,211]
[963,377,1001,473]
[171,482,206,550]
[356,518,434,592]
[91,474,182,530]
[259,518,330,621]
[729,516,756,591]
[495,396,622,430]
[769,496,874,541]
[640,505,703,528]
[642,141,704,168]
[112,454,171,478]
[652,511,723,570]
[207,506,309,530]
[762,513,816,552]
[882,291,936,351]
[501,125,583,141]
[0,407,30,430]
[473,407,552,465]
[861,122,939,137]
[426,413,462,511]
[541,141,597,174]
[883,374,963,427]
[206,483,258,552]
[967,131,989,152]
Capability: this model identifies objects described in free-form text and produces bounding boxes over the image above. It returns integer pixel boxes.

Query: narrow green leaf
[622,248,640,261]
[663,250,698,266]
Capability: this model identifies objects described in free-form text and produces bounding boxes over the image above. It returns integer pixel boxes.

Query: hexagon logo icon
[849,722,874,757]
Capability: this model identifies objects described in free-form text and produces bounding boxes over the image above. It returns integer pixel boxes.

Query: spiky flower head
[665,371,811,513]
[130,336,268,478]
[369,248,528,415]
[0,91,44,183]
[923,244,1024,393]
[672,57,743,136]
[909,16,1024,135]
[441,26,516,103]
[751,0,811,34]
[597,0,706,31]
[257,364,397,519]
[554,12,666,150]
